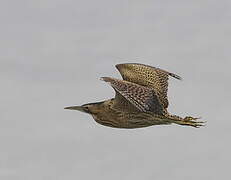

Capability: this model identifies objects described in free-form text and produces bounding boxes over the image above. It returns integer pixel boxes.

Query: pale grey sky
[1,0,231,180]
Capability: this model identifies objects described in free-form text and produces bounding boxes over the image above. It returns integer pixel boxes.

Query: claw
[184,116,201,121]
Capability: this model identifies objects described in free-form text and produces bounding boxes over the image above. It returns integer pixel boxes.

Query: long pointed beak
[64,106,86,113]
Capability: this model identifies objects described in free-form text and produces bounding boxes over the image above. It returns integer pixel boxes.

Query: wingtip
[116,63,137,68]
[169,73,183,80]
[100,77,105,81]
[115,64,123,70]
[100,77,111,82]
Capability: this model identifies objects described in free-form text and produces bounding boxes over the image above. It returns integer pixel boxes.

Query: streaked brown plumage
[65,63,204,128]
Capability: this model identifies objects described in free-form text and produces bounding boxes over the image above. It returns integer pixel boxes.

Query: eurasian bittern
[65,63,204,128]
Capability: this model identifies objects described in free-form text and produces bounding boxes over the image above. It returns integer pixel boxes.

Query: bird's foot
[182,116,205,128]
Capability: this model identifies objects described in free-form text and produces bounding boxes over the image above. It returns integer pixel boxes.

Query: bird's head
[64,101,104,115]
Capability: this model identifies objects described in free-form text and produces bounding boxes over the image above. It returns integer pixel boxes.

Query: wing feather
[101,77,164,114]
[116,63,181,109]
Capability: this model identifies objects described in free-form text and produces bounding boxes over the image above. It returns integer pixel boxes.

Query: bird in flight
[65,63,204,128]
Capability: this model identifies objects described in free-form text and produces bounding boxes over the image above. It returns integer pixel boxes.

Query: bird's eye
[84,106,89,112]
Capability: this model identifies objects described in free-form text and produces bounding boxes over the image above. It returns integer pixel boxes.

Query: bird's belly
[92,114,167,129]
[93,115,130,128]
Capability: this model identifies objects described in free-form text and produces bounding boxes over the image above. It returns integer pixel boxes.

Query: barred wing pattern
[101,77,164,115]
[116,63,182,109]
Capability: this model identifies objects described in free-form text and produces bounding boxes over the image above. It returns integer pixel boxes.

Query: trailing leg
[174,116,205,128]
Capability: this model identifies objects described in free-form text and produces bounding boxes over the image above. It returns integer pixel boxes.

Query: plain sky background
[1,0,231,180]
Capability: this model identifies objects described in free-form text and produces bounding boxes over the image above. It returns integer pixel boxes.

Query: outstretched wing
[116,63,182,109]
[101,77,164,115]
